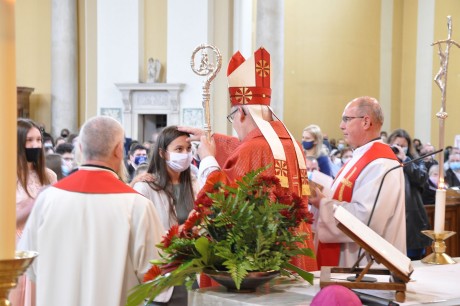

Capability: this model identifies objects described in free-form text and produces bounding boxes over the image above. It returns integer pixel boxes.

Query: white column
[97,0,142,133]
[51,0,78,137]
[84,0,98,118]
[256,0,284,119]
[233,0,253,57]
[414,0,435,143]
[0,0,17,260]
[167,0,214,111]
[380,0,393,133]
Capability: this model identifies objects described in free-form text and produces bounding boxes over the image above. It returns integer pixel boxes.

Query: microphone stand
[347,148,443,283]
[367,148,443,228]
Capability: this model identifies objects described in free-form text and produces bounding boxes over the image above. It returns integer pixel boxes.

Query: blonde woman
[302,124,333,177]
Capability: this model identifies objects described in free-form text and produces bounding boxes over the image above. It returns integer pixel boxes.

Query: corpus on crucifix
[431,16,460,233]
[422,16,459,265]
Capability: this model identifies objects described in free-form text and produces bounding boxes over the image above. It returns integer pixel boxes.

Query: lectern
[319,206,414,303]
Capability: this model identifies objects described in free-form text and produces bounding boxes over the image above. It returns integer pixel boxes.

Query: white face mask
[429,176,439,186]
[166,151,193,173]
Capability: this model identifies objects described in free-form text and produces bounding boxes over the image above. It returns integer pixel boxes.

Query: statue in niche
[147,58,161,83]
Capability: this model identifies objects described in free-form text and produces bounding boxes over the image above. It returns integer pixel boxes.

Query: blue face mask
[61,165,70,177]
[337,144,345,151]
[134,155,148,165]
[302,141,315,150]
[450,161,460,171]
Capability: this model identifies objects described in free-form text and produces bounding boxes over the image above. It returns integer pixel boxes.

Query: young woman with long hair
[132,125,198,305]
[10,118,57,306]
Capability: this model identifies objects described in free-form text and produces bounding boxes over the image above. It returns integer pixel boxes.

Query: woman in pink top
[10,118,57,306]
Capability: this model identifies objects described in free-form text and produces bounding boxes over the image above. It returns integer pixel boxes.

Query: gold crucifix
[431,16,460,183]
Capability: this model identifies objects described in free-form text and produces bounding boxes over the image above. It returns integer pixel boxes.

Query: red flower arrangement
[127,167,315,306]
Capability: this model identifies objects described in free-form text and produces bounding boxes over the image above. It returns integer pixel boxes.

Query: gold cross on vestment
[338,167,357,201]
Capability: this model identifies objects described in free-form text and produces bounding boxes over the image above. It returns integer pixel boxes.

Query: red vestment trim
[54,169,138,194]
[227,51,245,75]
[316,142,398,268]
[229,87,271,106]
[254,48,270,89]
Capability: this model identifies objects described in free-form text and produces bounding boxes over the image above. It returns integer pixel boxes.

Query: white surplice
[315,140,406,267]
[18,166,165,306]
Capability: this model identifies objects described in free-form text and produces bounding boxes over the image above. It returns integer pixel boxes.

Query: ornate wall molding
[114,83,185,139]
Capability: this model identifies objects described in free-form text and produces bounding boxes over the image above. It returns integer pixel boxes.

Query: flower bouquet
[127,166,315,306]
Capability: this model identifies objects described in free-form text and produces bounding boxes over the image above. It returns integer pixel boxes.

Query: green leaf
[195,236,210,263]
[282,262,314,285]
[289,248,315,258]
[128,165,316,304]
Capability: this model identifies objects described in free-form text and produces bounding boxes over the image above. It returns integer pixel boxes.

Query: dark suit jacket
[445,168,460,188]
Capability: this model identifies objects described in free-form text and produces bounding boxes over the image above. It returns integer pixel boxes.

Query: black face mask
[25,148,41,163]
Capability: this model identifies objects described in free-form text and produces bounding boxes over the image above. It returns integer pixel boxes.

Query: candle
[0,0,17,260]
[434,188,446,233]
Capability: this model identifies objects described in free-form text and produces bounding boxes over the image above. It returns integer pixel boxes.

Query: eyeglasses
[341,116,365,123]
[226,108,238,123]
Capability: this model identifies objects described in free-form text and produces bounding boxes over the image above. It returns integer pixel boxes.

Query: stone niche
[17,87,35,118]
[115,83,185,142]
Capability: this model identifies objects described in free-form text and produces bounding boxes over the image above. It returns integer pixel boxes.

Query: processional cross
[420,17,460,264]
[425,16,460,246]
[431,15,460,183]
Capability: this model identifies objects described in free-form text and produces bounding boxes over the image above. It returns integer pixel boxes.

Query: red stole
[54,169,137,194]
[316,142,398,267]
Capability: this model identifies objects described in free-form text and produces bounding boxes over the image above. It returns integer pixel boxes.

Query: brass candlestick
[421,230,456,265]
[0,251,38,306]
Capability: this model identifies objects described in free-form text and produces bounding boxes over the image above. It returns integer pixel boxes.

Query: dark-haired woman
[10,118,57,306]
[133,125,198,305]
[388,128,431,260]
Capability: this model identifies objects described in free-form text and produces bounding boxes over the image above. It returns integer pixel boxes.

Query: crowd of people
[11,46,460,306]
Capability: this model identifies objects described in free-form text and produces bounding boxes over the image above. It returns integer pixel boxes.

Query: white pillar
[167,0,214,111]
[379,0,393,133]
[256,0,284,119]
[414,0,435,143]
[97,0,142,133]
[51,0,78,137]
[233,0,253,56]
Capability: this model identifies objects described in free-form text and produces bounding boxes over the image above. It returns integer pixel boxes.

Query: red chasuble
[316,142,398,268]
[199,122,316,287]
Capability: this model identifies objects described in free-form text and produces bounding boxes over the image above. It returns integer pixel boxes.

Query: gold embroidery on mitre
[338,167,357,201]
[275,159,288,188]
[235,87,253,104]
[256,60,270,77]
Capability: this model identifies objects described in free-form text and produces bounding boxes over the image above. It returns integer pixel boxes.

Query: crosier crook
[190,44,222,142]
